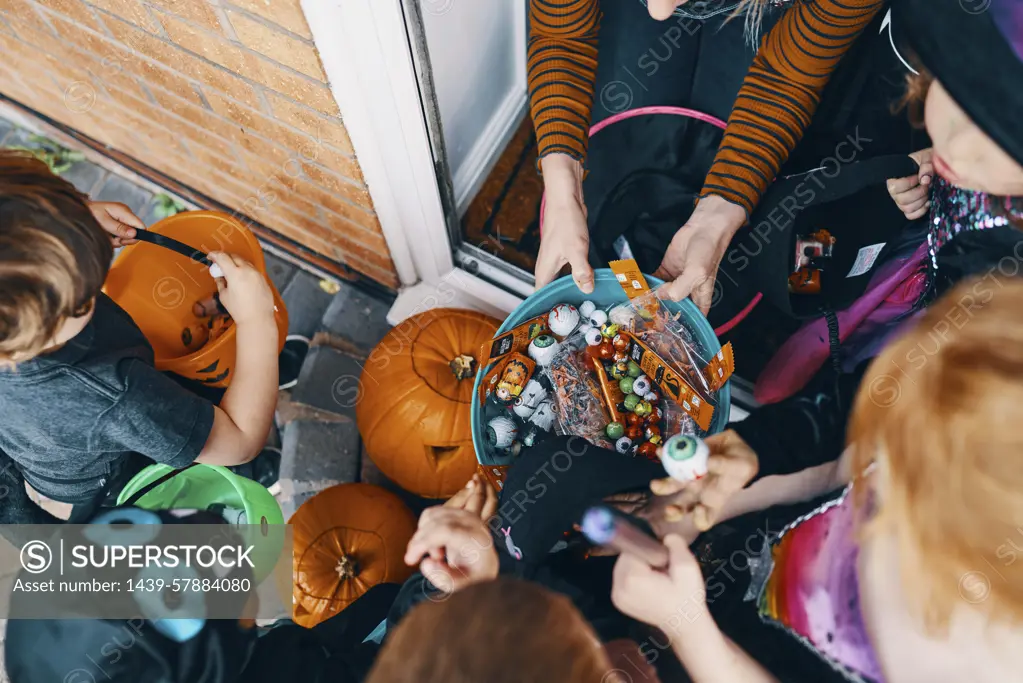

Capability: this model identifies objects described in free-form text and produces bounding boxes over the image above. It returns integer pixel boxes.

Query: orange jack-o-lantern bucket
[104,211,288,388]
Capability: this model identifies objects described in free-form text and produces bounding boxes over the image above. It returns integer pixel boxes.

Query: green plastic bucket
[116,464,285,583]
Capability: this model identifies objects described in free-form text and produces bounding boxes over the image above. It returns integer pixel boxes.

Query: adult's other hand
[655,195,747,314]
[535,154,594,294]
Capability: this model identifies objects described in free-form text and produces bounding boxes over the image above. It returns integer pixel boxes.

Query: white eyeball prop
[633,376,652,396]
[584,327,604,347]
[579,301,597,319]
[588,309,609,328]
[209,263,224,279]
[661,435,710,482]
[548,303,581,337]
[486,416,519,449]
[527,334,561,367]
[615,436,633,454]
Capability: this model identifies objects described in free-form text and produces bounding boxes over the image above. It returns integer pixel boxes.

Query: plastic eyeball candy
[486,416,518,449]
[615,436,633,454]
[588,309,609,328]
[527,334,561,367]
[584,327,604,347]
[606,422,625,440]
[632,376,652,395]
[548,303,581,337]
[661,435,710,482]
[579,301,597,319]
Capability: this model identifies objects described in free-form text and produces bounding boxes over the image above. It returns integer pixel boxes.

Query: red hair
[851,276,1023,628]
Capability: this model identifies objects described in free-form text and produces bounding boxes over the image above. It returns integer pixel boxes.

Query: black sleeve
[732,362,868,480]
[97,360,215,467]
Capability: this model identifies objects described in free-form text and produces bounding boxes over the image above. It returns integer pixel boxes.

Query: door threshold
[386,267,525,326]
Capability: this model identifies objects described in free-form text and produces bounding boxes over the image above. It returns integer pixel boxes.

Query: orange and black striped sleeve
[701,0,885,215]
[528,0,601,166]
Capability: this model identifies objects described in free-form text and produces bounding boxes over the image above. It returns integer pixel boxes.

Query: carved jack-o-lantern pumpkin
[357,308,501,498]
[291,483,417,627]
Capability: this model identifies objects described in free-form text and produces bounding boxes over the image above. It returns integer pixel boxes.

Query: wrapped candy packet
[543,331,614,450]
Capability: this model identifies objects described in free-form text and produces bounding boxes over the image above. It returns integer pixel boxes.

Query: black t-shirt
[0,294,214,504]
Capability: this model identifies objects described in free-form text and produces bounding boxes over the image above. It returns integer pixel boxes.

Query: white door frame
[302,0,526,324]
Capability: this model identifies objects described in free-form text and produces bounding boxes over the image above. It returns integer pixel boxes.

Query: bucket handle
[121,463,200,507]
[134,229,211,266]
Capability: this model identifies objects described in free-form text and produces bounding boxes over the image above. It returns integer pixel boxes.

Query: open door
[406,0,537,298]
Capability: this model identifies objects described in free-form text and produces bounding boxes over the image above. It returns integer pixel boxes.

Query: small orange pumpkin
[291,483,417,627]
[357,308,501,498]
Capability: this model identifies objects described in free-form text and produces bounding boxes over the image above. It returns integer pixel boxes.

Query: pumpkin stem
[449,354,477,381]
[335,554,359,581]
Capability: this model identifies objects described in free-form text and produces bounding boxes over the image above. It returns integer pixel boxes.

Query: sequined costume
[748,487,883,683]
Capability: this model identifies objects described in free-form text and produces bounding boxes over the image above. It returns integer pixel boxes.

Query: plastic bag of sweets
[543,333,615,450]
[609,289,715,399]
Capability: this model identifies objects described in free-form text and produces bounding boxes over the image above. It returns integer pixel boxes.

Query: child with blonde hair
[615,275,1023,682]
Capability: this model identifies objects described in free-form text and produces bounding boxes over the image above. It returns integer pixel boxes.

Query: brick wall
[0,0,399,289]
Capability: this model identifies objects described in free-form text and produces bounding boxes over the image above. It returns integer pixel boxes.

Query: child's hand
[208,252,274,326]
[88,201,145,247]
[611,534,708,632]
[650,429,758,531]
[444,474,499,521]
[404,506,500,594]
[887,148,934,220]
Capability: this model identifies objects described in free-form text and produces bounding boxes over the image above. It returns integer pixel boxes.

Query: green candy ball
[619,377,635,395]
[627,361,642,378]
[624,393,641,412]
[606,422,625,439]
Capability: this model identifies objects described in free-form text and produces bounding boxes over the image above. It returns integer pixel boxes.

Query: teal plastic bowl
[471,269,731,465]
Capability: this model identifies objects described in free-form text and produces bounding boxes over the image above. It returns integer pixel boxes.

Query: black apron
[583,3,928,327]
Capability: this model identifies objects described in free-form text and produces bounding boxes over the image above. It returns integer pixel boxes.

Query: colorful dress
[747,487,884,683]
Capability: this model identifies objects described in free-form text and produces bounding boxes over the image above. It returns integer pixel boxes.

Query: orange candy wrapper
[701,343,735,393]
[478,464,509,492]
[479,314,549,368]
[591,356,626,424]
[478,352,537,405]
[623,331,716,431]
